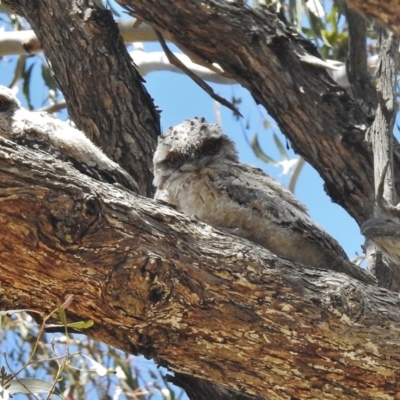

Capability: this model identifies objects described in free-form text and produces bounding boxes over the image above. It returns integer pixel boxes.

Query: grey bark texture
[363,30,399,288]
[2,0,400,399]
[4,0,160,197]
[1,138,400,399]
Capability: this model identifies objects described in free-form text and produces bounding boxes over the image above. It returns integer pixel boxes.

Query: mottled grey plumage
[0,85,138,192]
[154,117,375,284]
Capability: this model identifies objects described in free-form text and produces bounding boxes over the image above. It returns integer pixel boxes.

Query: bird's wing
[219,162,346,258]
[216,162,308,217]
[215,163,375,284]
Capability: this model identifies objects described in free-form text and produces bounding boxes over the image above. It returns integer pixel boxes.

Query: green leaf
[65,320,94,330]
[320,29,334,48]
[7,378,61,397]
[288,157,306,193]
[251,134,277,165]
[41,64,58,92]
[57,302,68,326]
[273,133,288,160]
[46,320,94,331]
[22,62,35,110]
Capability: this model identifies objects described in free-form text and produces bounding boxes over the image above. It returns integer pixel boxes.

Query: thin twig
[155,30,242,117]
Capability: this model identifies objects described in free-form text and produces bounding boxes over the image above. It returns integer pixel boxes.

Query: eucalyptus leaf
[7,378,61,397]
[273,133,288,160]
[251,134,277,165]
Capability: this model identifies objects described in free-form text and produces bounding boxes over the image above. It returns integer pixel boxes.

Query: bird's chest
[166,169,227,221]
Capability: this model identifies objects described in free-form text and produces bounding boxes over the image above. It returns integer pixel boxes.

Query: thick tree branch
[340,1,377,115]
[3,2,400,397]
[0,24,378,89]
[1,139,400,398]
[3,0,160,197]
[345,0,400,36]
[364,30,399,288]
[118,0,400,226]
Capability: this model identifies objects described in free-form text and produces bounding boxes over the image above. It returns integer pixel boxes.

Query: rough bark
[365,30,398,288]
[344,0,400,36]
[3,0,160,197]
[118,0,400,226]
[2,1,400,398]
[340,0,377,115]
[1,138,400,399]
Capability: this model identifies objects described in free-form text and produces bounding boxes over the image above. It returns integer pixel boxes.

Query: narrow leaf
[65,320,94,329]
[273,133,289,160]
[251,134,277,165]
[57,302,68,326]
[7,378,61,397]
[288,157,306,193]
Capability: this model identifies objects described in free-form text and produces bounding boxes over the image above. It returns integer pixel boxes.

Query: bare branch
[0,19,157,56]
[155,30,242,116]
[38,100,67,114]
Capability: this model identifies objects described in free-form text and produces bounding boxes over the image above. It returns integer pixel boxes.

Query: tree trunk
[4,0,160,197]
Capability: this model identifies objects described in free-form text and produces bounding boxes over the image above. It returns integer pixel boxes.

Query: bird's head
[153,117,238,189]
[0,86,21,136]
[0,86,20,114]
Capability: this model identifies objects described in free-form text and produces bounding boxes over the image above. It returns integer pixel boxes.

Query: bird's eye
[166,153,182,166]
[201,139,220,154]
[0,96,10,112]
